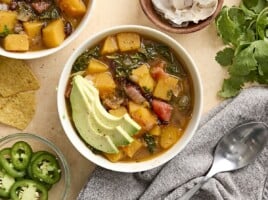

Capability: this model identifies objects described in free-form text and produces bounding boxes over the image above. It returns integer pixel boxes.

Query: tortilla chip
[0,91,36,130]
[0,56,40,97]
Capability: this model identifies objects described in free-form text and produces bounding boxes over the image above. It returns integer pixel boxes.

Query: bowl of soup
[57,25,203,172]
[0,0,95,59]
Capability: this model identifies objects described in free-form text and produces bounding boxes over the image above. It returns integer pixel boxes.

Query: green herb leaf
[143,134,156,153]
[215,3,268,98]
[241,0,267,14]
[218,76,245,98]
[216,6,256,46]
[0,25,10,37]
[107,53,145,79]
[216,7,242,46]
[253,40,268,77]
[256,7,268,40]
[215,47,235,66]
[72,46,100,73]
[229,44,257,76]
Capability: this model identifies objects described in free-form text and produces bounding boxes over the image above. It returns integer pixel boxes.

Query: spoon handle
[178,177,209,200]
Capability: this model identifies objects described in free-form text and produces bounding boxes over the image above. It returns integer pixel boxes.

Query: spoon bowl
[214,122,268,171]
[179,121,268,200]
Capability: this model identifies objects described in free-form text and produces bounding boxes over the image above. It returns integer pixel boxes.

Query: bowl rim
[57,25,203,172]
[0,132,71,200]
[0,0,96,60]
[139,0,224,34]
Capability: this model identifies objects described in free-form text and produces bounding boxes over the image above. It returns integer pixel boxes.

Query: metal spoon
[179,121,268,200]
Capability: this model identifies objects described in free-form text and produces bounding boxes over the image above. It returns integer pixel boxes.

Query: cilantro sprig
[215,0,268,98]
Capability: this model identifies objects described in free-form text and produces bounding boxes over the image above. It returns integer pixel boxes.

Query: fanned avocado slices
[70,75,141,153]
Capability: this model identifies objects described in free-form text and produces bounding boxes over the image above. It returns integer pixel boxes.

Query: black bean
[9,0,18,10]
[64,22,72,36]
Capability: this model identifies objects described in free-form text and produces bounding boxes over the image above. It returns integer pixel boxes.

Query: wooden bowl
[139,0,224,34]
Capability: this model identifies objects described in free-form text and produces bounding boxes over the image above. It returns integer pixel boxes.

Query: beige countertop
[0,0,239,199]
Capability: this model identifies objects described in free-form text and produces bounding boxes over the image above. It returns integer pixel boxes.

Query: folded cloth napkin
[77,86,268,200]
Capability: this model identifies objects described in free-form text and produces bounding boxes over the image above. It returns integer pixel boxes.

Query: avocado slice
[84,102,134,146]
[71,76,140,152]
[70,79,119,153]
[77,76,141,136]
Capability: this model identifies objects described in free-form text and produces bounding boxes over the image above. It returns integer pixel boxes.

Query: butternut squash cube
[92,72,116,95]
[86,58,108,74]
[139,74,155,92]
[116,32,140,52]
[23,21,43,38]
[123,139,143,158]
[160,125,182,149]
[3,34,29,52]
[128,101,141,113]
[131,64,155,92]
[104,150,124,162]
[101,36,119,55]
[153,75,179,101]
[0,0,11,4]
[131,64,149,79]
[59,0,86,17]
[0,11,17,33]
[129,105,157,131]
[109,107,128,117]
[149,125,161,136]
[42,19,65,48]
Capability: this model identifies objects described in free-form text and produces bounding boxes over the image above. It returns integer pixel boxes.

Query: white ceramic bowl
[0,0,95,60]
[57,25,203,172]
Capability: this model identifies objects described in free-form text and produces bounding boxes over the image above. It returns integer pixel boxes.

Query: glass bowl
[0,133,70,200]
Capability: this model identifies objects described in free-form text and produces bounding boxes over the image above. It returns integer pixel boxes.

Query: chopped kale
[107,53,146,79]
[0,26,10,37]
[16,2,36,21]
[143,133,156,153]
[140,41,186,77]
[39,6,60,20]
[72,46,101,73]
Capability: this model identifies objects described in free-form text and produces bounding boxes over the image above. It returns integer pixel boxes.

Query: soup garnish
[66,32,194,162]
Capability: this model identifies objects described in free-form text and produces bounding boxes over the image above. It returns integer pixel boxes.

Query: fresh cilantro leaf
[240,2,257,17]
[253,40,268,78]
[216,6,257,46]
[215,3,268,98]
[216,7,242,46]
[257,73,268,84]
[218,76,245,98]
[256,7,268,40]
[229,44,257,76]
[241,0,267,14]
[229,7,247,25]
[215,47,235,66]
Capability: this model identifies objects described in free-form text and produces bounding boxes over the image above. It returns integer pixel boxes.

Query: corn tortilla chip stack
[0,56,40,130]
[0,56,40,97]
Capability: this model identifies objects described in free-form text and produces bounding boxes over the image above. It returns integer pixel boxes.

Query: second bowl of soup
[0,0,95,59]
[57,25,203,172]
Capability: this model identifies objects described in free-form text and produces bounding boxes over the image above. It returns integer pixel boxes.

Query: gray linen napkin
[77,86,268,200]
